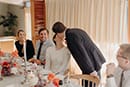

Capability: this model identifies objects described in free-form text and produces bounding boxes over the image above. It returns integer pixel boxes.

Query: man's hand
[90,71,99,78]
[106,63,116,76]
[29,58,41,65]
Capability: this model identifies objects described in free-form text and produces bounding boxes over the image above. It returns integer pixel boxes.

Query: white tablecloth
[0,63,81,87]
[0,75,82,87]
[0,75,28,87]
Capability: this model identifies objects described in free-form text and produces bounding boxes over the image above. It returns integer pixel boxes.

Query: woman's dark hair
[53,34,57,45]
[52,21,66,33]
[38,28,49,34]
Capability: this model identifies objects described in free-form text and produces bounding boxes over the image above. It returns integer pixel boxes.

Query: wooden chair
[69,74,100,87]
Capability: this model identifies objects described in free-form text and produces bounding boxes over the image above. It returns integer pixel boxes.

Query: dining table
[0,57,81,87]
[0,75,28,87]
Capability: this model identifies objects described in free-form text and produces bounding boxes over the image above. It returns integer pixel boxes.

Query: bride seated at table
[45,34,71,75]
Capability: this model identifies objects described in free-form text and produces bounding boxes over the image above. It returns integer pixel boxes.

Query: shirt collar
[39,39,48,44]
[123,70,130,79]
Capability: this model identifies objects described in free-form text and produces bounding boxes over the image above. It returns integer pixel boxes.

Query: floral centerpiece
[0,50,19,76]
[1,61,11,76]
[1,60,19,76]
[34,72,63,87]
[46,73,63,87]
[47,73,62,87]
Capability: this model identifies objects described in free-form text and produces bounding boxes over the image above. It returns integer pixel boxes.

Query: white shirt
[35,39,54,61]
[106,67,130,87]
[45,46,71,74]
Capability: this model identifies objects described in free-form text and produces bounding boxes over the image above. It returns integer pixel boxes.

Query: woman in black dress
[15,30,35,61]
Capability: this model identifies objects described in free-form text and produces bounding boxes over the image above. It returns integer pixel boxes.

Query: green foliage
[0,12,18,35]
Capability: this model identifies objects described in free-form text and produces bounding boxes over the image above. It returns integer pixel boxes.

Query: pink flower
[1,61,11,76]
[53,78,60,87]
[48,73,55,81]
[2,61,10,68]
[47,73,60,87]
[0,50,4,56]
[11,50,18,58]
[13,63,17,67]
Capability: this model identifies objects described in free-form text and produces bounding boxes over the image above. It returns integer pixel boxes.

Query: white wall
[9,4,25,35]
[0,3,25,36]
[0,0,23,6]
[0,3,8,36]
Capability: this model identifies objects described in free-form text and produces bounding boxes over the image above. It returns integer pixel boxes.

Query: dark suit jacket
[65,28,106,74]
[15,40,35,61]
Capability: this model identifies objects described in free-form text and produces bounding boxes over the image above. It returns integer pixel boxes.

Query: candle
[23,41,27,73]
[23,41,27,62]
[23,40,28,82]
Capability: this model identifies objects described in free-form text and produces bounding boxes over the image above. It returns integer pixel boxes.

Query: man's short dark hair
[38,28,49,34]
[52,21,66,33]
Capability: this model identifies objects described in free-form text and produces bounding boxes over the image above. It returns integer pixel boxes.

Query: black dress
[15,40,35,61]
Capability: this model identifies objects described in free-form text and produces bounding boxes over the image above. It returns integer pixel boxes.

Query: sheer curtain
[24,7,32,40]
[45,0,128,85]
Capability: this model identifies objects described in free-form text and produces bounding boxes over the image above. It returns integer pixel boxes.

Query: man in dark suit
[52,21,106,78]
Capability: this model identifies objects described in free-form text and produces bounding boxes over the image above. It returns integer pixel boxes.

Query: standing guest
[45,34,71,75]
[52,21,105,76]
[106,44,130,87]
[15,29,35,61]
[35,28,54,65]
[52,21,106,87]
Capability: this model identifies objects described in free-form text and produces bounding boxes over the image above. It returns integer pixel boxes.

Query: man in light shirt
[106,44,130,87]
[35,28,54,65]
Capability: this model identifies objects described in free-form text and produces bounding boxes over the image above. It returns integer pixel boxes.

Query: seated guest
[106,44,130,87]
[45,34,71,75]
[35,28,54,65]
[15,29,35,61]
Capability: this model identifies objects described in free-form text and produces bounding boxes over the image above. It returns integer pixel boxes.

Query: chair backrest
[70,74,100,87]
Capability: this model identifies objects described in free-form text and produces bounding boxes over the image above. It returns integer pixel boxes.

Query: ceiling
[0,0,29,6]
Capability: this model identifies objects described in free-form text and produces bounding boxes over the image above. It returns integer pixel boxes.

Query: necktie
[119,71,124,87]
[37,42,43,59]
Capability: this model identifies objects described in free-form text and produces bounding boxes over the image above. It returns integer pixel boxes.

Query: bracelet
[107,74,114,78]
